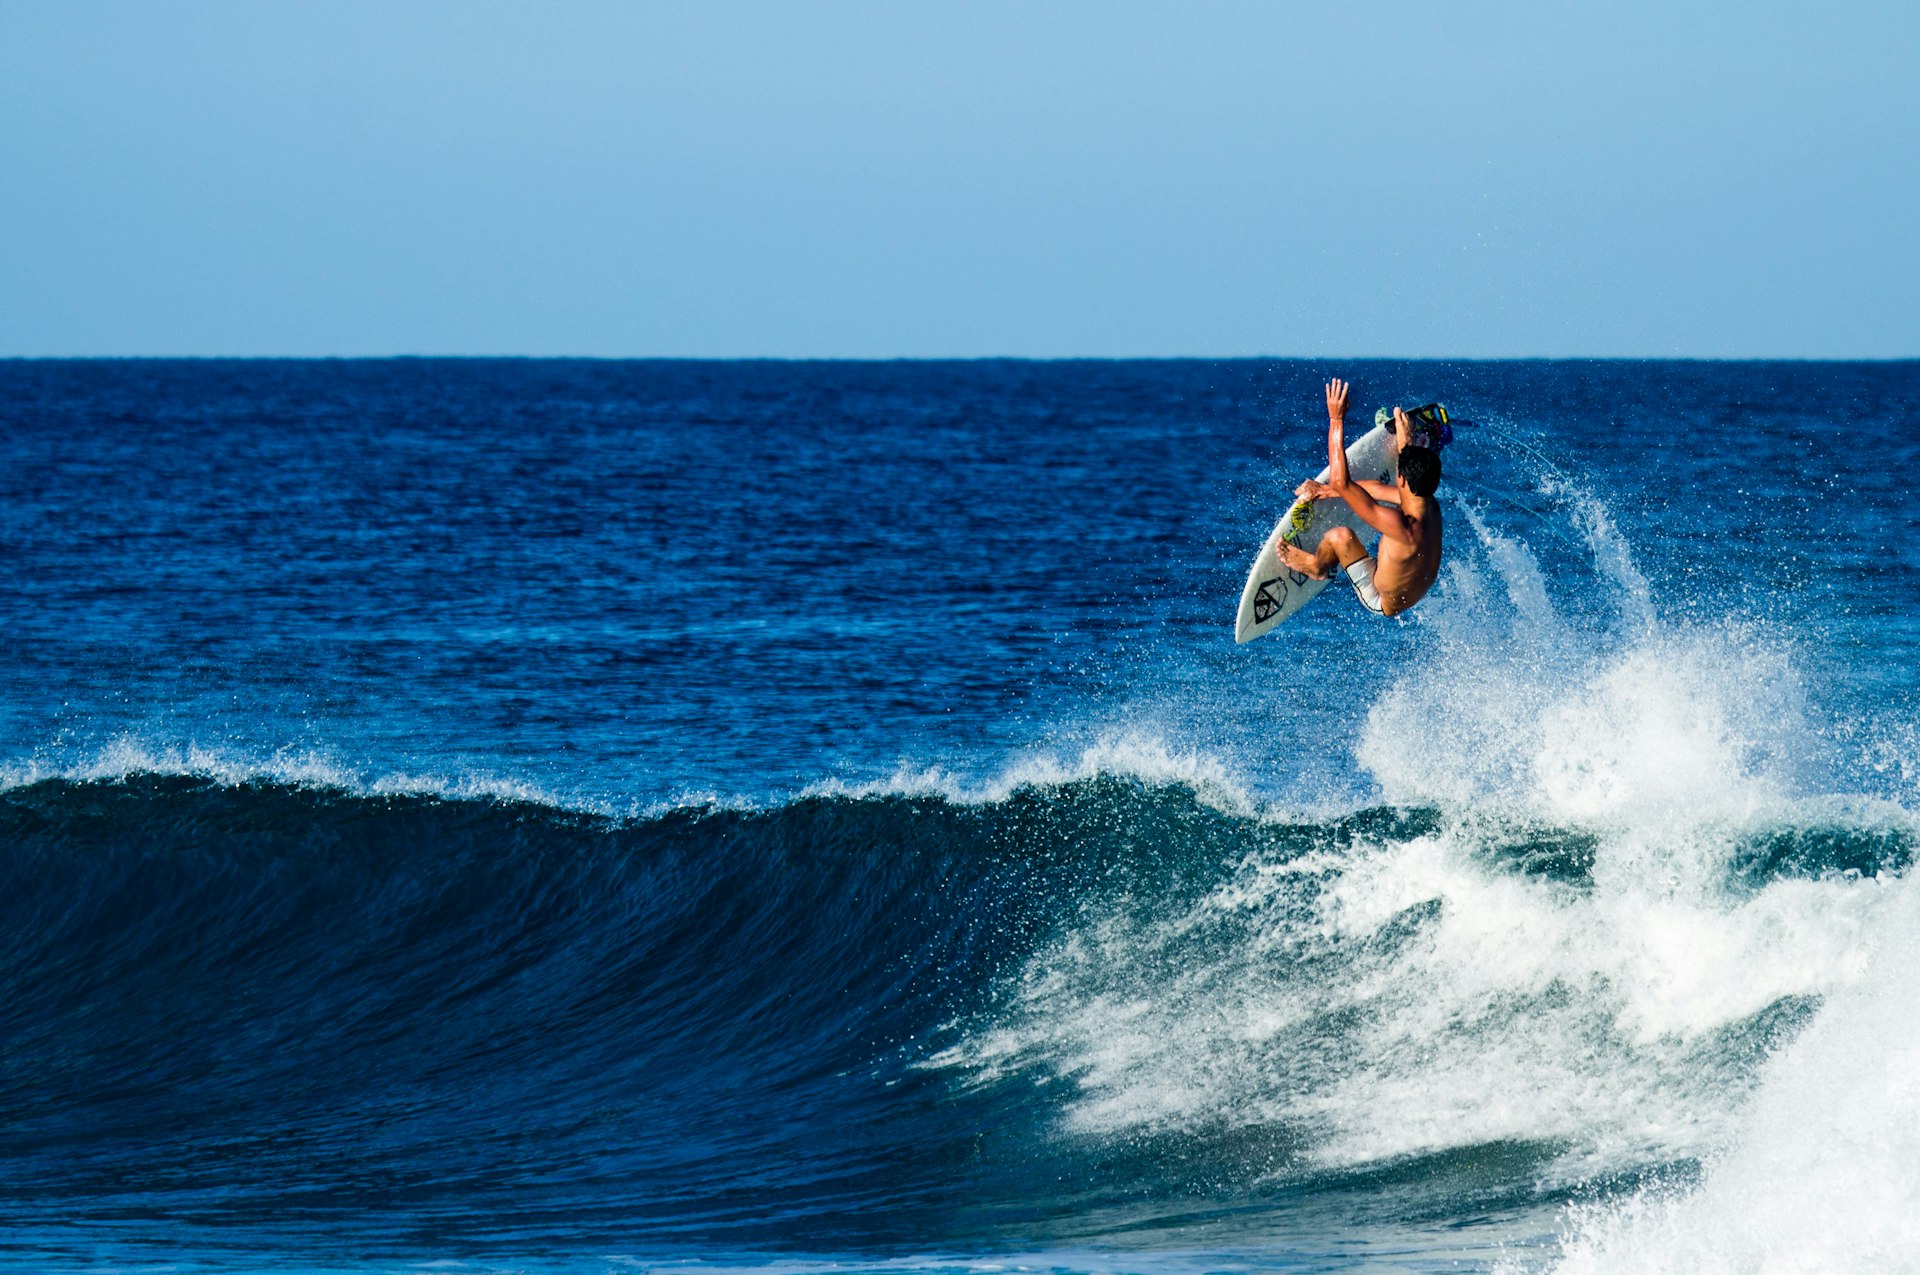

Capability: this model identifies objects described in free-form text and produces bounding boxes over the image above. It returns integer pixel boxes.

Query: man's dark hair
[1399,446,1442,498]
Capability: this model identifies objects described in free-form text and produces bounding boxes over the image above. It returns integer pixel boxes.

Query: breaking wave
[1,480,1912,1271]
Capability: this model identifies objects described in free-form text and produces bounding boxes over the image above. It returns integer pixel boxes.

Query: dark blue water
[1,359,1916,1272]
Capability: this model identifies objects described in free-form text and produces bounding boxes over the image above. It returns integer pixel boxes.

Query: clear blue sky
[2,1,1914,357]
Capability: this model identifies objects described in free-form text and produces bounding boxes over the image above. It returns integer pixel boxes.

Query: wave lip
[0,734,598,813]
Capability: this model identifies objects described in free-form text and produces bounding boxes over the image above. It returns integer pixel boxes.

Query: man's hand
[1392,405,1411,448]
[1294,479,1338,501]
[1326,378,1350,423]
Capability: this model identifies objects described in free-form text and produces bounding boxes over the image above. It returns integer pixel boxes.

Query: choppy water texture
[0,359,1916,1273]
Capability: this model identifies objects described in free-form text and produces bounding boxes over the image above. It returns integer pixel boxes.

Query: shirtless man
[1275,378,1443,618]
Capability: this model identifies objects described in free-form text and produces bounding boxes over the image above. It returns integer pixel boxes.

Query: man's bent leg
[1317,527,1387,612]
[1289,526,1385,614]
[1277,525,1368,581]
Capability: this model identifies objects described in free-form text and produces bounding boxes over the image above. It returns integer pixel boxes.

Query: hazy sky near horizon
[3,1,1915,358]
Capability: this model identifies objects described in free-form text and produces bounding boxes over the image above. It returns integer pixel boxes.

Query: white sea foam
[1531,876,1920,1274]
[931,490,1917,1212]
[935,793,1901,1179]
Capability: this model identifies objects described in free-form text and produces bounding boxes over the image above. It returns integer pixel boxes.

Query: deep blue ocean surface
[1,359,1916,1273]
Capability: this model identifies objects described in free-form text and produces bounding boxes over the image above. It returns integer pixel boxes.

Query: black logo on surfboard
[1253,578,1286,623]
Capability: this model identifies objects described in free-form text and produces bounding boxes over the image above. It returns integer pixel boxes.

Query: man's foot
[1276,539,1329,580]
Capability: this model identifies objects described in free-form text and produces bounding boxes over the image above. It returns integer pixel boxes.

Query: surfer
[1275,378,1443,617]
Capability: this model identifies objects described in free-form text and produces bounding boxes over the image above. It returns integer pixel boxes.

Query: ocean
[0,358,1915,1273]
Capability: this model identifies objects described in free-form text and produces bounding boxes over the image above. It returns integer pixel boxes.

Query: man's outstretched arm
[1313,384,1415,545]
[1323,378,1352,491]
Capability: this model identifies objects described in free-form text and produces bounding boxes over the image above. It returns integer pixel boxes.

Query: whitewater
[0,358,1913,1272]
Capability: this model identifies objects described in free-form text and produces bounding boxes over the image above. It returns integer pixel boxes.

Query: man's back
[1373,495,1441,616]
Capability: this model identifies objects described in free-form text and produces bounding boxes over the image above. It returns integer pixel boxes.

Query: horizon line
[4,353,1917,364]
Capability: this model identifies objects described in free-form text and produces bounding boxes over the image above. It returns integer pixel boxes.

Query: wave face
[0,766,1907,1266]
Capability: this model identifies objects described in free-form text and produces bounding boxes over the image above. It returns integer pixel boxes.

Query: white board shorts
[1345,557,1386,615]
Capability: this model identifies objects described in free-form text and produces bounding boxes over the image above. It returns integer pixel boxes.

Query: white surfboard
[1233,422,1399,642]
